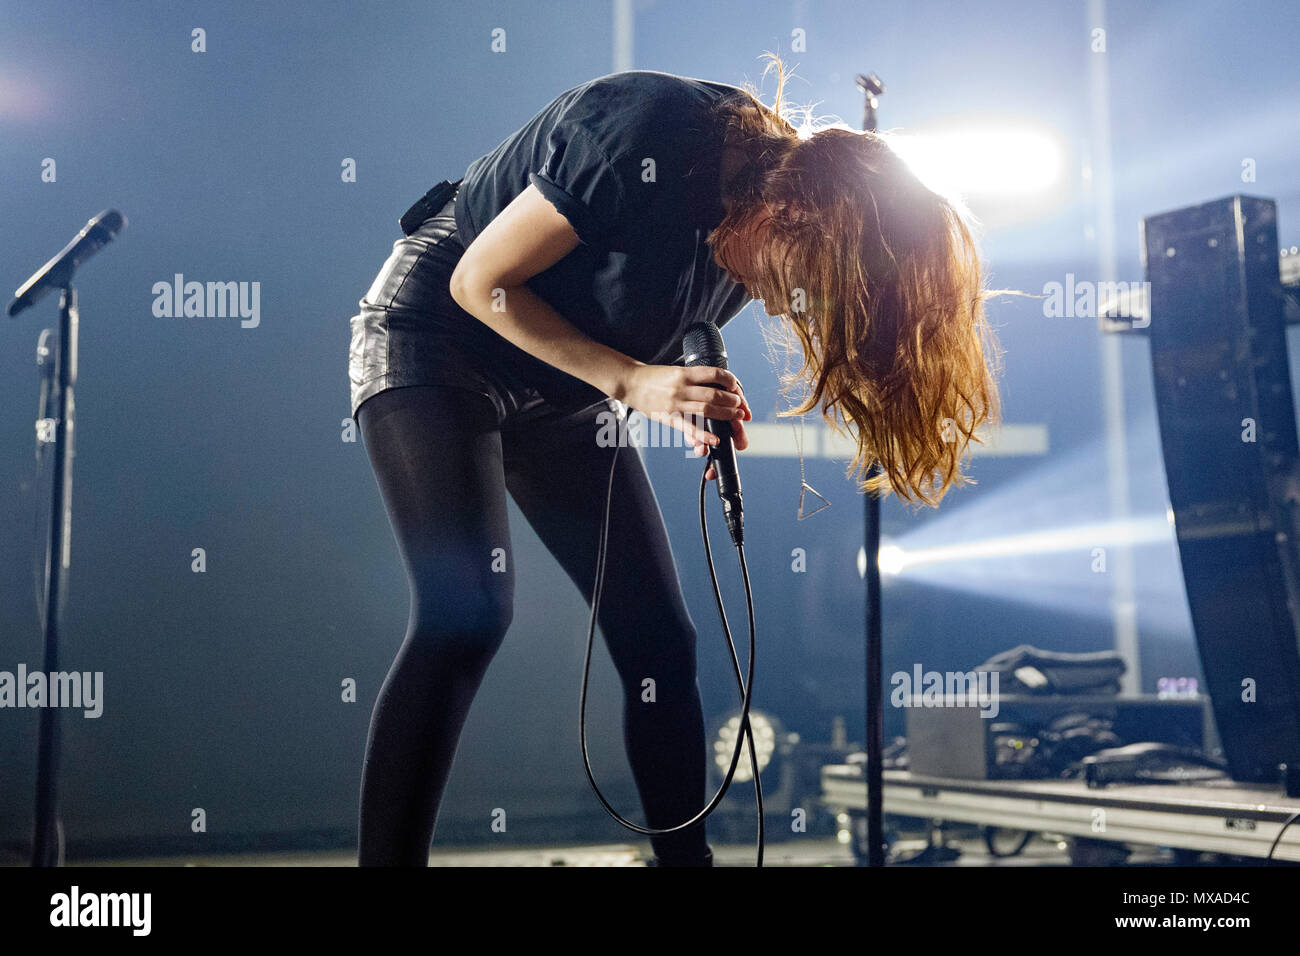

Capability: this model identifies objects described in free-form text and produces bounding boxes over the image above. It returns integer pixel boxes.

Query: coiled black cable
[579,435,765,867]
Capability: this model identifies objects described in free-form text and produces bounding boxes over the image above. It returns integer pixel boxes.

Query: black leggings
[356,383,711,865]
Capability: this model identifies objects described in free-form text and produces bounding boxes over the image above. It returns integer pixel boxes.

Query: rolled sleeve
[530,122,630,247]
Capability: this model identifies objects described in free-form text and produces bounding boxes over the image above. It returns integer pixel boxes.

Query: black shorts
[347,188,607,429]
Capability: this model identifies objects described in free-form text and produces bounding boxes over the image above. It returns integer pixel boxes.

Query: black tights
[356,384,711,865]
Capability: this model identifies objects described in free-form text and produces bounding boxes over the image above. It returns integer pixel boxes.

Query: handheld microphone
[682,322,744,546]
[9,209,127,318]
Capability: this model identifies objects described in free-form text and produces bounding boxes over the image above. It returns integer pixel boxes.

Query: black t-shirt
[452,69,755,407]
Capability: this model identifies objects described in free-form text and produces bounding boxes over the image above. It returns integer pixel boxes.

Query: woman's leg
[502,406,713,865]
[356,384,514,866]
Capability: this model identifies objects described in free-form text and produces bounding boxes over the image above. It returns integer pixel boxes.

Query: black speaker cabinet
[1140,195,1300,782]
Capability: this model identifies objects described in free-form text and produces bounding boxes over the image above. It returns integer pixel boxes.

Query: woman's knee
[409,581,514,659]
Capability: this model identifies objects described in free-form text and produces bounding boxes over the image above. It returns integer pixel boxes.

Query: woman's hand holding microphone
[616,363,751,482]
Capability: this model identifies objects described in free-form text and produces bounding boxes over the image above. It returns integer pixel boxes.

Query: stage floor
[6,834,1201,866]
[48,838,856,867]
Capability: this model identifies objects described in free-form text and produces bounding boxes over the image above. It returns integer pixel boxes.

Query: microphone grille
[94,209,127,237]
[682,322,728,369]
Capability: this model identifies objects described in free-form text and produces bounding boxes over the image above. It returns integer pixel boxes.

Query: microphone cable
[579,430,765,867]
[696,452,765,864]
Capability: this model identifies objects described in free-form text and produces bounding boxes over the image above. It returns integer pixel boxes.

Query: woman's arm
[448,183,751,449]
[448,184,631,399]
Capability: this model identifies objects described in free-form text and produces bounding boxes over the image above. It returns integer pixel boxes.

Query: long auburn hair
[707,56,1004,508]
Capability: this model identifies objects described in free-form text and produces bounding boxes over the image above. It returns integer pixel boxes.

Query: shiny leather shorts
[349,190,593,427]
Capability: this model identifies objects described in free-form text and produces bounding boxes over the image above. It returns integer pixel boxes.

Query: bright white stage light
[885,124,1066,200]
[861,518,1167,580]
[878,543,907,575]
[859,429,1192,629]
[713,710,777,783]
[858,539,908,578]
[892,516,1171,572]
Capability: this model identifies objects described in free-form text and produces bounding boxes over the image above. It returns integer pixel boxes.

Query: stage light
[861,427,1194,631]
[713,709,778,783]
[884,124,1066,200]
[878,543,907,576]
[836,811,853,845]
[858,538,907,578]
[889,516,1170,572]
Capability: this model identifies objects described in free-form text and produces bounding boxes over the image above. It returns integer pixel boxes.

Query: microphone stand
[854,70,887,868]
[31,284,78,867]
[11,210,123,867]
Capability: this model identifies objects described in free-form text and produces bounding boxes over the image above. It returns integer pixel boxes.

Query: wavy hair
[707,56,1004,508]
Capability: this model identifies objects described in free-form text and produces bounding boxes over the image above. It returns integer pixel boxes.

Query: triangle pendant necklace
[794,415,830,519]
